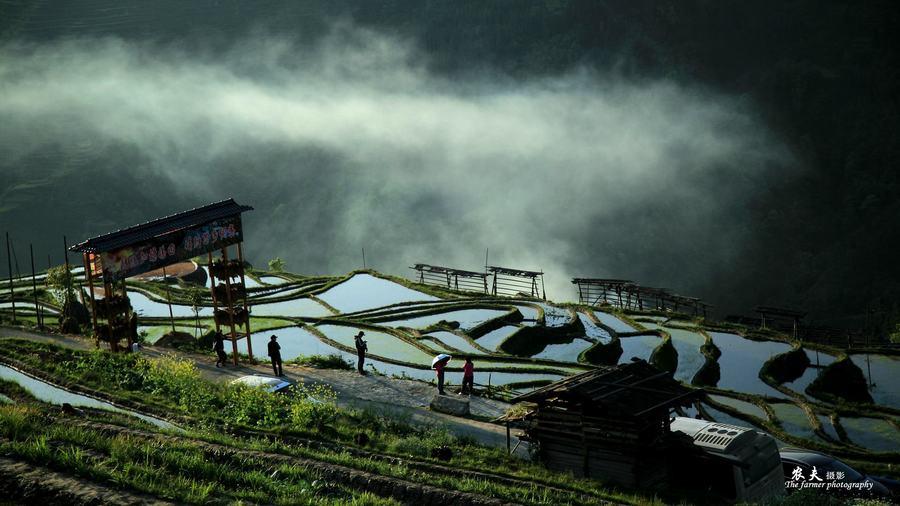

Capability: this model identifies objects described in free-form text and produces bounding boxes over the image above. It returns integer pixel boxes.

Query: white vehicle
[670,417,785,503]
[231,375,292,394]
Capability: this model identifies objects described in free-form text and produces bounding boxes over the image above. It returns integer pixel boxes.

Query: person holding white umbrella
[432,354,451,395]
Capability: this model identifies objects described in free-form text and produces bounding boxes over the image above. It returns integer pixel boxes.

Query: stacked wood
[213,282,246,302]
[214,307,249,326]
[96,294,130,319]
[208,260,244,280]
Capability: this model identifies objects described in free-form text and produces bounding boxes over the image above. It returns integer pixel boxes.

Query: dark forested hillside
[1,1,898,334]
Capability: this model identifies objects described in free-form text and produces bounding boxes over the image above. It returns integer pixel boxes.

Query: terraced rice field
[3,267,900,458]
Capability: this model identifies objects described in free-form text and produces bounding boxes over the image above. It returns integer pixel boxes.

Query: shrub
[290,383,339,429]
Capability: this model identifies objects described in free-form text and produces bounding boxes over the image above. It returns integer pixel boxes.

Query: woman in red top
[461,357,474,395]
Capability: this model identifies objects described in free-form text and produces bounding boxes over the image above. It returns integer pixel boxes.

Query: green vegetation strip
[0,339,650,505]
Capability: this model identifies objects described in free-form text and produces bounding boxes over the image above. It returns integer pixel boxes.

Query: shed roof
[70,199,253,253]
[512,360,700,417]
[412,263,488,278]
[487,265,543,277]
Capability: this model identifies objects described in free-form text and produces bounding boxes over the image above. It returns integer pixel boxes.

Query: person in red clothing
[434,359,447,395]
[461,357,474,395]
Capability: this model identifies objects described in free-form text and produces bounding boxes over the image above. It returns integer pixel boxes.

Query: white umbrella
[431,354,452,368]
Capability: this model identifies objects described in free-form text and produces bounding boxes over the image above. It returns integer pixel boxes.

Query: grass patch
[289,354,353,370]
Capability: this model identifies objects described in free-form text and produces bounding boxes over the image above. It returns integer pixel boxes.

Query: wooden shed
[511,360,701,489]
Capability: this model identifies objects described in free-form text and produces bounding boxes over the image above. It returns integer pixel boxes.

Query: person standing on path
[213,332,228,368]
[268,334,283,376]
[434,359,447,395]
[354,331,367,375]
[461,356,474,395]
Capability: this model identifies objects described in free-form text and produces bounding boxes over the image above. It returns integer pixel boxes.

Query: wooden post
[222,246,239,365]
[163,265,175,334]
[6,232,15,323]
[237,242,253,360]
[30,244,40,328]
[506,421,511,454]
[208,252,221,334]
[83,253,98,338]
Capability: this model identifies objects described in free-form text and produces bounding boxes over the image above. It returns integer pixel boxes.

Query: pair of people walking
[213,332,282,377]
[433,355,474,396]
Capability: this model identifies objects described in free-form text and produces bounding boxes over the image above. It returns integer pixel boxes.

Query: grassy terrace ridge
[0,338,656,506]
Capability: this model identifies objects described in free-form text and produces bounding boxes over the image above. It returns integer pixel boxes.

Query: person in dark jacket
[268,334,283,376]
[354,331,367,375]
[213,332,228,368]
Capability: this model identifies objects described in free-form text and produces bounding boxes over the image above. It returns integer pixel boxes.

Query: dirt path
[0,326,527,456]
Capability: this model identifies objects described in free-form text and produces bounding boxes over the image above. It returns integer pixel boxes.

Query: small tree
[46,266,76,306]
[188,287,204,338]
[268,257,285,272]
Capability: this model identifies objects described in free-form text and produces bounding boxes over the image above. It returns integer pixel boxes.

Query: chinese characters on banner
[98,216,244,281]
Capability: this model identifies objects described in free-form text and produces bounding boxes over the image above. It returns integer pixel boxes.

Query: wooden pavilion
[410,263,489,293]
[487,265,545,299]
[70,199,254,363]
[511,361,701,488]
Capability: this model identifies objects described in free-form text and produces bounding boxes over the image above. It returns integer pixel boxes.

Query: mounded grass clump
[761,347,811,384]
[290,354,353,370]
[807,358,873,404]
[498,325,577,357]
[692,337,721,387]
[579,338,623,365]
[649,336,678,374]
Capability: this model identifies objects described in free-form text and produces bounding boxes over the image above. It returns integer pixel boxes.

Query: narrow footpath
[0,325,527,455]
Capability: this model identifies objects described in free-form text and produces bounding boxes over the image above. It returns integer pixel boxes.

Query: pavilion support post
[540,274,546,301]
[103,281,114,351]
[222,246,239,366]
[83,253,98,338]
[163,266,175,334]
[237,243,252,360]
[208,252,221,334]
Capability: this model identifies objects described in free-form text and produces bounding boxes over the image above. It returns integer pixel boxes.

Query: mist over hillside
[1,1,897,332]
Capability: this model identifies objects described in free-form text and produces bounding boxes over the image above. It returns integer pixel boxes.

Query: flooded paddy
[618,334,662,363]
[532,338,593,362]
[839,416,900,452]
[476,325,521,351]
[770,402,816,441]
[577,313,612,342]
[317,274,439,313]
[850,354,900,409]
[426,331,486,355]
[384,309,508,331]
[708,394,767,420]
[258,275,288,285]
[249,297,332,318]
[535,303,573,327]
[0,363,177,430]
[128,290,212,318]
[709,332,791,398]
[593,311,636,334]
[783,349,837,394]
[643,323,705,383]
[316,324,432,364]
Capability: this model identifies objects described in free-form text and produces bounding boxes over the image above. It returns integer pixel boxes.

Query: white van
[670,417,785,503]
